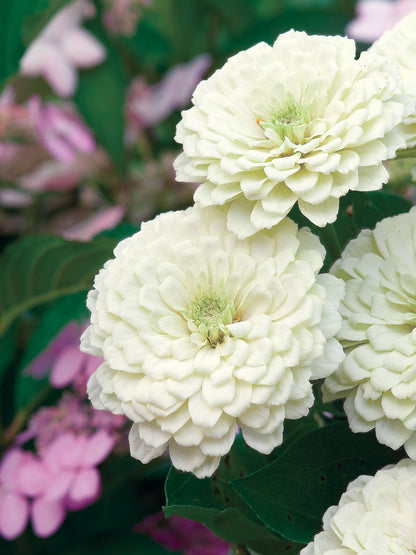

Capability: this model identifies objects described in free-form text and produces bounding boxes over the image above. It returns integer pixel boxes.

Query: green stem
[231,545,250,555]
[320,223,341,262]
[395,147,416,160]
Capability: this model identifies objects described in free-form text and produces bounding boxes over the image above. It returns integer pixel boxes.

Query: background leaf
[0,234,116,336]
[231,422,406,544]
[74,23,128,172]
[164,436,303,553]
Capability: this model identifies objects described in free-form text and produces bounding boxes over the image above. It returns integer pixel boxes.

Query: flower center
[186,287,235,346]
[259,99,310,143]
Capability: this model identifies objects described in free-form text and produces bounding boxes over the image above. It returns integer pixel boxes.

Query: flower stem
[320,223,342,262]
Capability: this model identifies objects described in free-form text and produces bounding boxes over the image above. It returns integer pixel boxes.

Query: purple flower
[135,511,230,555]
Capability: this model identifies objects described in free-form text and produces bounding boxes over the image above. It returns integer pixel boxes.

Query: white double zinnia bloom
[175,30,412,238]
[302,459,416,555]
[371,10,416,148]
[81,205,344,478]
[325,208,416,458]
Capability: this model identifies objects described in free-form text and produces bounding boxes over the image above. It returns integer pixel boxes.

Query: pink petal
[62,28,106,68]
[0,490,30,540]
[20,41,54,75]
[42,433,83,470]
[16,458,49,497]
[43,50,77,97]
[42,471,74,502]
[0,448,25,485]
[83,430,115,466]
[31,497,66,537]
[68,467,100,507]
[62,206,125,242]
[50,345,86,388]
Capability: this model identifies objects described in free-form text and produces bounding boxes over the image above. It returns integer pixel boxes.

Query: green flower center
[259,99,310,143]
[186,287,235,346]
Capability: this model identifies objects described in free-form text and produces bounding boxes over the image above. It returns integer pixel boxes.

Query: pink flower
[126,54,211,139]
[0,433,115,539]
[27,96,96,163]
[20,0,106,97]
[28,431,114,537]
[25,321,103,389]
[135,512,230,555]
[18,392,126,453]
[346,0,416,42]
[0,449,34,540]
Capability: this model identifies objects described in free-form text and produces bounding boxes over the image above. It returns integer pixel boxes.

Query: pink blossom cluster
[346,0,416,42]
[136,511,230,555]
[0,431,114,539]
[0,321,128,541]
[102,0,153,36]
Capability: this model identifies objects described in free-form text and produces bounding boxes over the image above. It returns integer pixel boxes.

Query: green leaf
[231,422,405,544]
[0,234,117,336]
[0,0,72,88]
[290,190,413,271]
[164,437,302,554]
[74,27,128,172]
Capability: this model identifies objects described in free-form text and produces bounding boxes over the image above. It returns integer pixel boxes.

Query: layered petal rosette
[81,205,344,477]
[371,10,416,147]
[175,30,412,238]
[324,207,416,458]
[302,459,416,554]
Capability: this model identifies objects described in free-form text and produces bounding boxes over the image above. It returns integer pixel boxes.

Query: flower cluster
[324,208,416,458]
[82,23,416,481]
[302,459,416,554]
[0,432,113,539]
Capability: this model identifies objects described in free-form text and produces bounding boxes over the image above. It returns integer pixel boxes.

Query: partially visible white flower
[20,0,106,97]
[81,205,344,478]
[324,207,416,458]
[174,30,412,238]
[302,459,416,555]
[371,10,416,147]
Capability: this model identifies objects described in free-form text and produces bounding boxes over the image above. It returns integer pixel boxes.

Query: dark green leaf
[0,0,72,88]
[290,190,413,271]
[164,436,303,554]
[74,27,128,172]
[232,422,405,544]
[0,234,117,336]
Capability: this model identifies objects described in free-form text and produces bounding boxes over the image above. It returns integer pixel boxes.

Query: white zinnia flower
[302,459,416,555]
[81,205,344,478]
[174,30,412,238]
[324,207,416,458]
[371,10,416,148]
